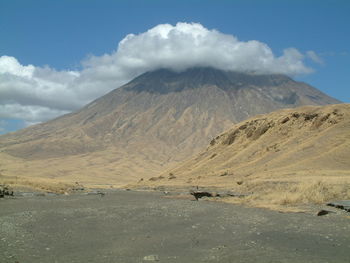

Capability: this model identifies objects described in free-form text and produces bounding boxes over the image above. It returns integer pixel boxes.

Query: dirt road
[0,190,349,262]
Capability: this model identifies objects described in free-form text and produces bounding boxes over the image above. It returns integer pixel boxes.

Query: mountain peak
[123,67,293,94]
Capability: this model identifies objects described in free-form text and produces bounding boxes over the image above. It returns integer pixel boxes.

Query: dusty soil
[0,190,349,263]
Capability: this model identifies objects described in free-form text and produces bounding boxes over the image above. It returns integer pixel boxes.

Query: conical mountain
[0,67,340,187]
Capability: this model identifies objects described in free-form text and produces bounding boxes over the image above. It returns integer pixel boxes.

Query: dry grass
[278,180,350,205]
[141,167,350,211]
[205,175,350,212]
[0,150,164,188]
[0,175,74,194]
[241,179,350,205]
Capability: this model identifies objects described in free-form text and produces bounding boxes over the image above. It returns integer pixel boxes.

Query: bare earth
[1,190,349,263]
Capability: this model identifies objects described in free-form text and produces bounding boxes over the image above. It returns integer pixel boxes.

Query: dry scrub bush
[243,180,350,206]
[278,180,350,205]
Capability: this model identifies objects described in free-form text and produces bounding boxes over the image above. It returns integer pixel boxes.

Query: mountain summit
[124,67,334,102]
[0,67,340,186]
[125,67,293,94]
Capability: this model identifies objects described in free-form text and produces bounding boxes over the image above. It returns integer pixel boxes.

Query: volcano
[0,67,340,187]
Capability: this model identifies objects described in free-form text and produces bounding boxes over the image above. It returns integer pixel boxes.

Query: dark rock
[149,176,164,181]
[292,113,300,118]
[219,172,228,177]
[223,130,240,145]
[327,201,350,212]
[189,188,249,201]
[317,210,331,216]
[303,113,318,121]
[190,190,213,200]
[239,124,248,130]
[210,153,217,159]
[168,173,176,180]
[0,184,14,198]
[280,116,290,124]
[74,186,85,191]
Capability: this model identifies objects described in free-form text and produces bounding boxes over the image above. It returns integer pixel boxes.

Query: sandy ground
[0,190,350,263]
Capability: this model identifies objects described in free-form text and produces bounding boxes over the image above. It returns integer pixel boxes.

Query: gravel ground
[0,190,349,263]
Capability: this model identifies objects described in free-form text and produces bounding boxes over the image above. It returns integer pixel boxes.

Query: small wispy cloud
[306,50,324,65]
[319,51,349,57]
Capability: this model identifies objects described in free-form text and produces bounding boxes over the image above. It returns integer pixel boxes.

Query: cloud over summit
[86,22,312,75]
[0,22,317,130]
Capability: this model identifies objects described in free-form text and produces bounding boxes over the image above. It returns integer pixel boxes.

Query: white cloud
[0,56,35,77]
[0,22,316,131]
[306,50,324,65]
[85,22,313,76]
[0,103,69,123]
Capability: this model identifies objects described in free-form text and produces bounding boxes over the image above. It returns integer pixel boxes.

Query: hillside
[145,104,350,208]
[0,68,341,189]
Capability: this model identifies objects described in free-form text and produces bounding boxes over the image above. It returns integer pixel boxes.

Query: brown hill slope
[0,68,341,189]
[146,104,350,208]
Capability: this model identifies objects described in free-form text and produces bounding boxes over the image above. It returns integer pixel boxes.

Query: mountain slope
[157,103,350,179]
[0,68,341,187]
[147,104,350,208]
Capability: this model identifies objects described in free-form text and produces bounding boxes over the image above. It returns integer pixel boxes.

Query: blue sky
[0,0,349,134]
